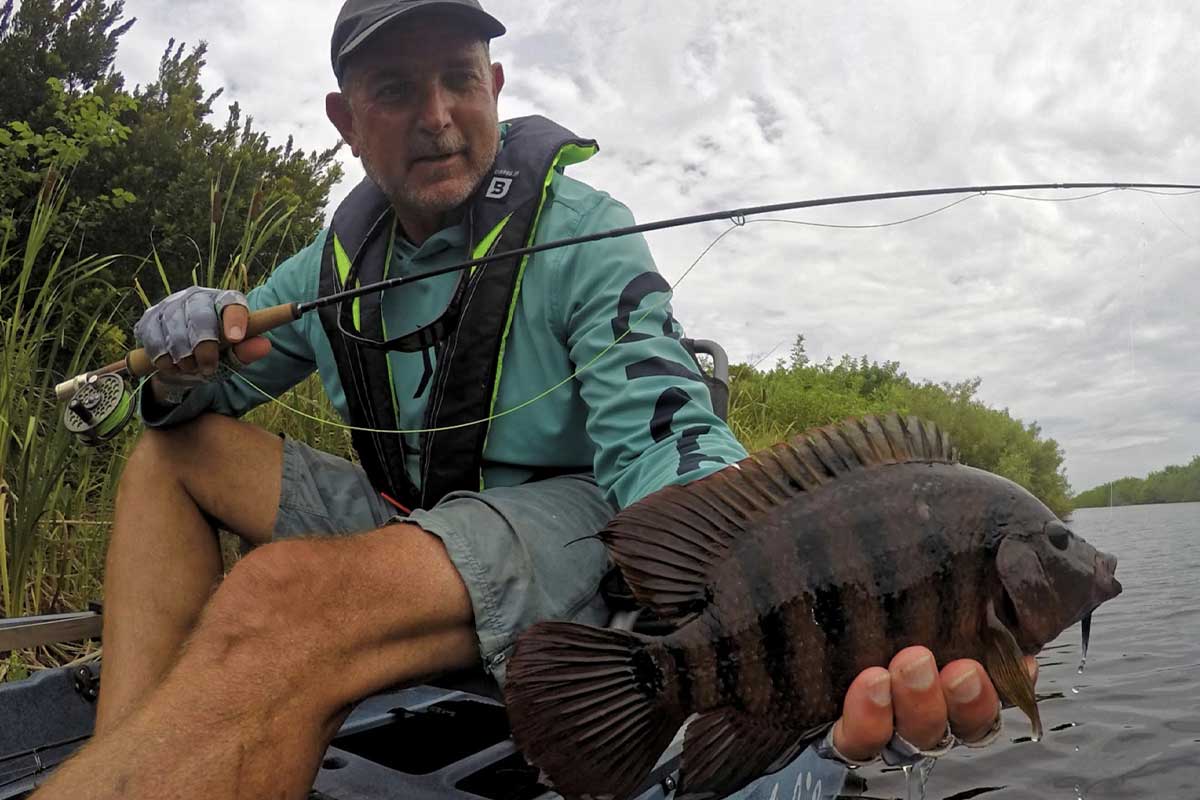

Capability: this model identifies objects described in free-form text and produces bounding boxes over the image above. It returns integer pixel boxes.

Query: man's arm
[555,193,746,508]
[138,231,328,428]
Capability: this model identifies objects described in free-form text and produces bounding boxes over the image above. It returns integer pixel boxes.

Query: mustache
[411,135,467,160]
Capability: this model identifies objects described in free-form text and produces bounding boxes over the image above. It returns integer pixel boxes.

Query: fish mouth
[1091,550,1122,607]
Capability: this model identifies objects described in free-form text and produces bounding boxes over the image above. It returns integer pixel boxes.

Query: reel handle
[55,302,300,401]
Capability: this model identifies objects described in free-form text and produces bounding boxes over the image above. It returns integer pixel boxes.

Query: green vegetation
[0,0,346,680]
[0,1,1073,679]
[1073,457,1200,508]
[728,337,1073,519]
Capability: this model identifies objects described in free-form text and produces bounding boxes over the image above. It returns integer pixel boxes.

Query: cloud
[113,0,1200,493]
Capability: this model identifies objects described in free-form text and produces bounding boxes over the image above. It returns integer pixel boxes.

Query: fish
[503,414,1122,800]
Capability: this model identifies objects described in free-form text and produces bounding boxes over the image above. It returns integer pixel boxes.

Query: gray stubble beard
[361,130,501,223]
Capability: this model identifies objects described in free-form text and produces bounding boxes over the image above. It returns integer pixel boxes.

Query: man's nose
[416,82,452,133]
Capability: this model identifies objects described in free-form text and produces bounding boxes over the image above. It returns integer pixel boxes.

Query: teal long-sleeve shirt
[143,169,748,509]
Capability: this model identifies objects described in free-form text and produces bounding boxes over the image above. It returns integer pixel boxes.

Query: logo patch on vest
[486,176,514,199]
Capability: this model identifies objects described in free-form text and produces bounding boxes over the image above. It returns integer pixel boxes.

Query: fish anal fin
[676,709,819,800]
[984,599,1042,740]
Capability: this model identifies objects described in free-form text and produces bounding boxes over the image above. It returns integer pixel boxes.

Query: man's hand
[134,287,272,403]
[830,646,1038,762]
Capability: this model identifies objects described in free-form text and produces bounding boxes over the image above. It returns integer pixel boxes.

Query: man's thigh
[272,435,394,540]
[403,474,618,683]
[275,446,618,683]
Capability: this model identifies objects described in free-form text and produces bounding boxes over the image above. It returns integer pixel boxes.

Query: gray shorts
[274,437,617,682]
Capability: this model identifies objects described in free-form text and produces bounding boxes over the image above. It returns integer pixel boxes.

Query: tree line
[1073,457,1200,508]
[727,337,1074,518]
[1,0,342,308]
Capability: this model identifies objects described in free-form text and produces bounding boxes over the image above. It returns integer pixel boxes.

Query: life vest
[317,116,598,511]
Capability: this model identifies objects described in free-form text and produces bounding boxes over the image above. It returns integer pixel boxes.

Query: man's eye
[377,84,410,99]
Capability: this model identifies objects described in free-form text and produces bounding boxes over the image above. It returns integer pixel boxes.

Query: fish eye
[1046,523,1071,551]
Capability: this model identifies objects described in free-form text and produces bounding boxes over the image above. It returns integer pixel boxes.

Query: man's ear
[490,62,505,99]
[326,92,359,157]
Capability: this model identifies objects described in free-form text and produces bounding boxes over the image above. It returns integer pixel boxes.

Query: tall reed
[0,173,123,621]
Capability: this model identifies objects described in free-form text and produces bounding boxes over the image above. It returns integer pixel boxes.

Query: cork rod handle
[55,302,300,401]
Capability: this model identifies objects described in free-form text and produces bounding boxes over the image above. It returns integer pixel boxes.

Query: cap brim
[336,2,506,80]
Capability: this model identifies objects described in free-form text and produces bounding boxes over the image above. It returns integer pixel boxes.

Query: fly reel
[63,373,136,445]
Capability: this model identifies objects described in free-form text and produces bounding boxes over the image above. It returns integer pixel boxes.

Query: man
[35,1,1029,797]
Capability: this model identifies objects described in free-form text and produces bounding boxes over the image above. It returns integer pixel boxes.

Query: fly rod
[54,181,1200,409]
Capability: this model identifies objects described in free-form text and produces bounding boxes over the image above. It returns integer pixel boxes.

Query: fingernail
[948,669,982,704]
[229,325,244,341]
[867,672,891,708]
[900,653,937,691]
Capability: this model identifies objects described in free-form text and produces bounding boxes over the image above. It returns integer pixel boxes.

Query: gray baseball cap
[332,0,506,82]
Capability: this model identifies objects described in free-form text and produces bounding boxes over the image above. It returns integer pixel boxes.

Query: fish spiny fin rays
[984,599,1043,740]
[676,710,823,800]
[599,414,955,621]
[503,622,684,800]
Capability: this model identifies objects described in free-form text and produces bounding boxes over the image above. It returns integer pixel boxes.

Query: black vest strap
[317,116,597,510]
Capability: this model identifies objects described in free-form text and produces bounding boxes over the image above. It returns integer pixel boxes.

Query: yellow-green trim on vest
[332,234,361,332]
[479,142,600,489]
[473,214,513,261]
[380,219,401,419]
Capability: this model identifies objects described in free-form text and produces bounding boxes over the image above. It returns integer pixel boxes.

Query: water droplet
[902,758,937,800]
[1074,745,1080,753]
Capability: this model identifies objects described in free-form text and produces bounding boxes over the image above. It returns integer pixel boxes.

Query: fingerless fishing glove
[134,287,248,366]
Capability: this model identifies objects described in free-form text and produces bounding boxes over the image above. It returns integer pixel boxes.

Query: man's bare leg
[37,519,478,800]
[95,414,286,732]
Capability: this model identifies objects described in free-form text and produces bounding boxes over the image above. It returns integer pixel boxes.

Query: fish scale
[504,414,1122,800]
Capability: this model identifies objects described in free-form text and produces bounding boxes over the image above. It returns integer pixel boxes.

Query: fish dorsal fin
[600,414,957,622]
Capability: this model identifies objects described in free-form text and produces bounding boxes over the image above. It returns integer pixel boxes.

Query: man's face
[329,15,504,225]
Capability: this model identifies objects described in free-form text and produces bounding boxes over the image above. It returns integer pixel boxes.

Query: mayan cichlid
[503,413,1122,800]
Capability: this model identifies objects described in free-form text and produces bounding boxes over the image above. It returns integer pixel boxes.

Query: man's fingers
[829,667,892,762]
[940,660,1000,742]
[232,336,272,365]
[222,303,249,344]
[193,340,219,374]
[890,647,948,749]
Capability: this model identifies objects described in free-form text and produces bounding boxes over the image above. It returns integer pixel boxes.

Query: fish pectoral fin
[984,599,1042,740]
[676,709,820,800]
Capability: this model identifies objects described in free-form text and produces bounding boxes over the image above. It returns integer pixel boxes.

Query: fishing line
[1148,193,1200,245]
[226,186,1200,436]
[229,224,745,435]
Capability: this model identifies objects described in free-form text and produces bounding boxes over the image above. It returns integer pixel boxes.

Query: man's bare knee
[191,539,351,670]
[188,530,475,696]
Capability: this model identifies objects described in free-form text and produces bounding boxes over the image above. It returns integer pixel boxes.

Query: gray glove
[134,287,248,366]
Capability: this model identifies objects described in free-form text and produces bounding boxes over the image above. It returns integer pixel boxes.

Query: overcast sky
[109,0,1200,493]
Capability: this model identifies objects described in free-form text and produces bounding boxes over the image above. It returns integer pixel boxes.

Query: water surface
[843,502,1200,799]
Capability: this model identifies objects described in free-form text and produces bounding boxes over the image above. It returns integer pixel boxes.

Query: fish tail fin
[504,621,685,800]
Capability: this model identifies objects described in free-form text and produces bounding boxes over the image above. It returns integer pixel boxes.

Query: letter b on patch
[486,176,513,199]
